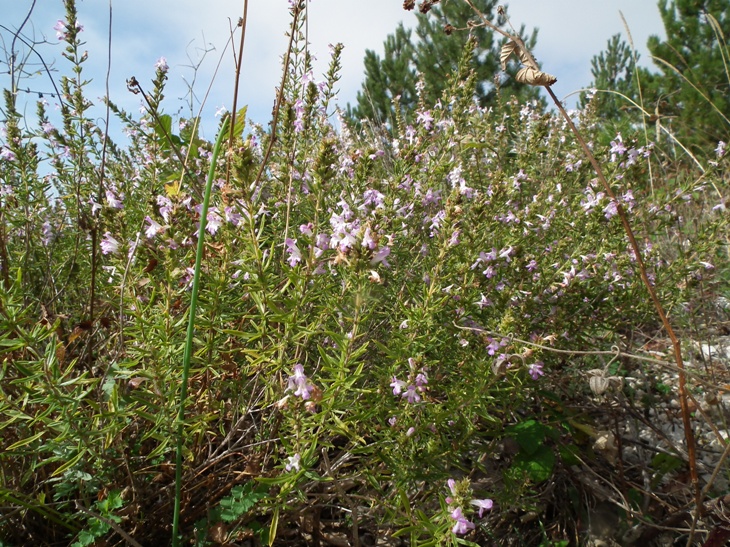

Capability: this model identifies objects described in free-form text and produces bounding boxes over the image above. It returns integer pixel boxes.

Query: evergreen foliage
[586,0,730,152]
[347,0,540,127]
[646,0,730,150]
[581,34,639,126]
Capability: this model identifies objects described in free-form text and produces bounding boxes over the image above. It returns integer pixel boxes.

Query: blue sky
[2,1,664,141]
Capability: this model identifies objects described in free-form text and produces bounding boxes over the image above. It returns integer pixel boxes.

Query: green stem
[171,115,230,546]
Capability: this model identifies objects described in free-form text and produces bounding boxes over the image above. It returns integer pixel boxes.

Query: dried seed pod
[515,67,557,87]
[589,374,610,396]
[403,0,415,10]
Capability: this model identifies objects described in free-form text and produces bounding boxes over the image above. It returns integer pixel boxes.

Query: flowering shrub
[0,1,727,545]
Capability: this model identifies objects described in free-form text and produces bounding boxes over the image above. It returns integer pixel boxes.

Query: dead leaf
[515,67,557,87]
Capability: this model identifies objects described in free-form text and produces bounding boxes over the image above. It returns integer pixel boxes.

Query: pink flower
[470,498,494,518]
[286,364,314,400]
[527,362,544,380]
[285,238,302,267]
[100,232,120,255]
[144,216,165,239]
[450,507,474,535]
[155,57,169,73]
[390,377,406,396]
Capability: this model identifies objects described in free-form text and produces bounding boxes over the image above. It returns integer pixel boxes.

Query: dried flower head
[444,24,455,35]
[403,0,415,10]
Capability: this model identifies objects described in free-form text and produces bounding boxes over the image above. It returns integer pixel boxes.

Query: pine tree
[348,0,539,127]
[582,34,639,124]
[349,24,418,126]
[586,1,730,153]
[645,0,730,151]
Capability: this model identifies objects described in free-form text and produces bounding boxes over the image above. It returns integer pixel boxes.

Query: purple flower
[361,189,385,211]
[603,200,618,220]
[41,220,54,246]
[156,195,172,222]
[285,237,302,267]
[105,189,123,209]
[155,57,169,73]
[0,147,16,162]
[715,140,726,158]
[100,232,120,255]
[390,376,406,396]
[402,385,421,404]
[225,206,243,226]
[470,498,494,518]
[421,188,441,206]
[293,99,305,133]
[362,226,376,250]
[286,364,314,399]
[416,110,433,130]
[476,294,492,309]
[206,208,223,235]
[144,216,165,239]
[89,197,102,216]
[527,362,544,380]
[427,210,445,236]
[53,20,67,40]
[450,508,475,535]
[370,246,391,267]
[609,133,627,160]
[448,230,460,247]
[285,453,301,472]
[52,19,81,40]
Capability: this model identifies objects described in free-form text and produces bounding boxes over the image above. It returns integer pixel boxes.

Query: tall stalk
[171,115,230,546]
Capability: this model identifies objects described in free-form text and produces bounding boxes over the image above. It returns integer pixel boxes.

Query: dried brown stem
[544,85,700,517]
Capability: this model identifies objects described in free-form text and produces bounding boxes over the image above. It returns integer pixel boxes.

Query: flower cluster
[390,358,428,404]
[286,364,315,400]
[445,478,493,535]
[282,191,392,272]
[53,19,83,41]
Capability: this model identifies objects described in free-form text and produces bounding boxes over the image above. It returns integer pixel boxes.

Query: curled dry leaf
[515,67,557,87]
[500,40,519,71]
[500,39,557,87]
[500,39,533,70]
